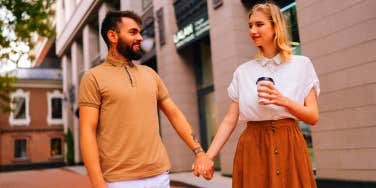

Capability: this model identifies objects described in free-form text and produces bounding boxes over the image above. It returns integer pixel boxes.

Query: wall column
[98,3,112,61]
[71,42,83,164]
[83,24,99,70]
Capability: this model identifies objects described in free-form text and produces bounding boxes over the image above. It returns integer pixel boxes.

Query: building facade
[55,0,376,186]
[0,67,64,170]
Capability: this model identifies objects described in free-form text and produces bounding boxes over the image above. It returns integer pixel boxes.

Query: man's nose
[137,34,143,41]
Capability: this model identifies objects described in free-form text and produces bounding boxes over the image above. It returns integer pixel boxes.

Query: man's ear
[107,30,118,44]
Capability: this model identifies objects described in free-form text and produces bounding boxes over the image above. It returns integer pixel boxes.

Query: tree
[0,0,55,113]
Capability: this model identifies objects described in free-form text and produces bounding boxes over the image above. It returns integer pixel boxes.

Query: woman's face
[248,10,275,48]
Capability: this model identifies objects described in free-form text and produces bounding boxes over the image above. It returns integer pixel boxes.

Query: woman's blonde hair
[248,2,292,62]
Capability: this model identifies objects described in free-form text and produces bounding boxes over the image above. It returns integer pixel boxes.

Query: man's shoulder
[84,62,110,77]
[137,64,155,73]
[136,64,159,79]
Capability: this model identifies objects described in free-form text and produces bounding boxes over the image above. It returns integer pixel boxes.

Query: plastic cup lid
[256,77,274,84]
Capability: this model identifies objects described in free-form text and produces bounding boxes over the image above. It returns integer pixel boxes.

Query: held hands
[192,152,214,180]
[257,82,290,107]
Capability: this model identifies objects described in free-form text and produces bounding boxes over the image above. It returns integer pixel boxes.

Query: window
[282,2,315,170]
[143,0,152,10]
[50,138,62,157]
[14,139,27,159]
[47,90,64,125]
[281,2,301,55]
[9,89,31,126]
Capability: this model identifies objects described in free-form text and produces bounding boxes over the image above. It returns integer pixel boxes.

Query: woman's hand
[257,82,290,107]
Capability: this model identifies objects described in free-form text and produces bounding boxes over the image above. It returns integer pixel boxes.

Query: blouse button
[276,169,280,176]
[271,127,276,133]
[274,149,279,154]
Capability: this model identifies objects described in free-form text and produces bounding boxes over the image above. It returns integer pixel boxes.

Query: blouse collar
[256,53,282,67]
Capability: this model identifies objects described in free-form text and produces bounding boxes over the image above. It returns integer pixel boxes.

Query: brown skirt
[232,118,317,188]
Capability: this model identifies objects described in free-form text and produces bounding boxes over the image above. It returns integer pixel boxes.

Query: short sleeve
[79,71,101,108]
[227,69,239,102]
[148,68,169,102]
[303,58,320,98]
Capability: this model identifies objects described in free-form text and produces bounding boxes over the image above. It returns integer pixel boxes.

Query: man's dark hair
[100,10,143,48]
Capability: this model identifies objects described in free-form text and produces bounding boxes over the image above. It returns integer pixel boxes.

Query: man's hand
[192,153,214,180]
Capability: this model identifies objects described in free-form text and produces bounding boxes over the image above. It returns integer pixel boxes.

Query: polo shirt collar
[106,56,134,67]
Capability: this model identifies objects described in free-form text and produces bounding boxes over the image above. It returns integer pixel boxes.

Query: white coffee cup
[256,77,275,104]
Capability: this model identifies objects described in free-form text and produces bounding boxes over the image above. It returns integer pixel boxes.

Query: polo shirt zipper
[124,65,136,87]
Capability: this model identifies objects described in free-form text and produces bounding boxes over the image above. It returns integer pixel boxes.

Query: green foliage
[65,128,75,165]
[0,73,17,112]
[0,0,55,52]
[0,0,55,113]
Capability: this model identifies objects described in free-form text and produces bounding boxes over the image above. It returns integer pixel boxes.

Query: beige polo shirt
[79,56,171,182]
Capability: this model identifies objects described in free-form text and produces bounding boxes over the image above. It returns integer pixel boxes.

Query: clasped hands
[192,152,214,180]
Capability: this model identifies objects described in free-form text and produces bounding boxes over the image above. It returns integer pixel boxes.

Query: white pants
[106,172,169,188]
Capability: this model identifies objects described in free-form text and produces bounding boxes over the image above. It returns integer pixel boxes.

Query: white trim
[56,0,101,56]
[9,89,31,126]
[47,90,64,125]
[13,82,63,89]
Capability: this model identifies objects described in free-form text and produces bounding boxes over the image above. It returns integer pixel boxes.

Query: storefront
[173,0,220,168]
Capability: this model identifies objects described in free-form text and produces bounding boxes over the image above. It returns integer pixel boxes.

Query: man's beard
[117,38,143,60]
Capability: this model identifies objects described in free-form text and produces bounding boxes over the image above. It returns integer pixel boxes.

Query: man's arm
[158,98,214,179]
[80,106,107,188]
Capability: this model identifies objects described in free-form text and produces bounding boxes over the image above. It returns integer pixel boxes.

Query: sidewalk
[64,166,232,188]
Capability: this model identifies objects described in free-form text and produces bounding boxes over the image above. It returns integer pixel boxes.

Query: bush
[65,128,74,165]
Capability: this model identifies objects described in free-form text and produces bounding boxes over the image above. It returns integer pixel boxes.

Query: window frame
[9,89,31,126]
[50,137,63,158]
[142,0,153,10]
[14,138,28,160]
[47,90,64,125]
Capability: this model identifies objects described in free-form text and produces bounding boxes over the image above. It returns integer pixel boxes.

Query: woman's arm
[206,101,240,160]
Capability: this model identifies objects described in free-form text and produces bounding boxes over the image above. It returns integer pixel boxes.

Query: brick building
[0,42,64,171]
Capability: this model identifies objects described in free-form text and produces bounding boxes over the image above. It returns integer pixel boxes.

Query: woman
[193,2,319,188]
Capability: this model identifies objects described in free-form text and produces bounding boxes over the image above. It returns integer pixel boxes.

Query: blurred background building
[0,37,64,170]
[52,0,376,187]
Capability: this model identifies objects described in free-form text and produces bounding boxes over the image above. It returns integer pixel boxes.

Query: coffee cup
[256,77,274,104]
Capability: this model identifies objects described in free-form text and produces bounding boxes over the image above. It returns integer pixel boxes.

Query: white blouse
[228,54,320,122]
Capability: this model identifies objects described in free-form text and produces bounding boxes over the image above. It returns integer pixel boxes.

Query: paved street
[0,168,91,188]
[0,168,202,188]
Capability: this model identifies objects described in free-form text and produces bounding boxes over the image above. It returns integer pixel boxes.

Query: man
[79,11,213,188]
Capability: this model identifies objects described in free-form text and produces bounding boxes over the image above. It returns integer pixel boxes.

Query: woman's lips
[252,36,261,41]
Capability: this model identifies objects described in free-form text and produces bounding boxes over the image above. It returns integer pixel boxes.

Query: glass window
[51,98,62,119]
[50,138,62,156]
[282,2,301,55]
[282,2,315,170]
[47,90,64,125]
[9,89,30,126]
[14,139,27,159]
[14,97,26,119]
[143,0,152,9]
